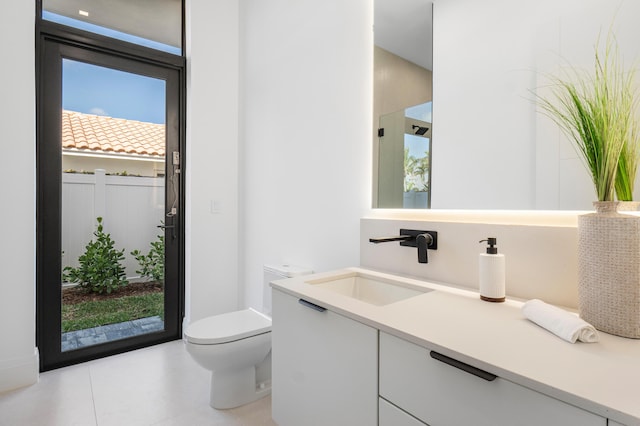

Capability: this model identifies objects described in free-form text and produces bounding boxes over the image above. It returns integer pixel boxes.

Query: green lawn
[62,293,164,332]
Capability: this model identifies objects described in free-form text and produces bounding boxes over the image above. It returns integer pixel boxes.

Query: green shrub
[131,233,164,283]
[63,217,128,294]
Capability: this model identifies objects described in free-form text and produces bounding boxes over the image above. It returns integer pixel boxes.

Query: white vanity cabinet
[379,397,427,426]
[271,289,378,426]
[379,332,606,426]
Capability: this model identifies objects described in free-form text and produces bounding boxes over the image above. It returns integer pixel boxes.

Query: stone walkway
[61,316,165,352]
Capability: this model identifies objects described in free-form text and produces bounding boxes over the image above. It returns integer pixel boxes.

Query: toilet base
[210,366,271,409]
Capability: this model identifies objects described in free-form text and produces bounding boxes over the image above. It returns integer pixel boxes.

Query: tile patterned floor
[0,340,277,426]
[62,316,165,351]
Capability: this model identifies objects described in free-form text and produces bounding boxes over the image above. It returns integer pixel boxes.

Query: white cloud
[89,107,109,116]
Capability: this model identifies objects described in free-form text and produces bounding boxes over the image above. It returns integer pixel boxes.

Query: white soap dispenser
[478,238,505,302]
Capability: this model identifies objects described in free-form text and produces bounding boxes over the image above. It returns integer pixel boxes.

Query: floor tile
[0,364,96,426]
[0,340,276,426]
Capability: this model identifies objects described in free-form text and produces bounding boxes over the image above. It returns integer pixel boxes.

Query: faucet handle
[416,233,434,263]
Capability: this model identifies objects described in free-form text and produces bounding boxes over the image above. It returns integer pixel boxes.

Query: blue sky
[405,134,429,159]
[43,11,180,55]
[63,59,166,124]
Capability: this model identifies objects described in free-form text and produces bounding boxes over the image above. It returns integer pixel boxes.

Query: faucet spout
[368,235,414,244]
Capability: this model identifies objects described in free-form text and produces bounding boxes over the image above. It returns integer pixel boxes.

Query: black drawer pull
[298,299,327,312]
[430,351,497,382]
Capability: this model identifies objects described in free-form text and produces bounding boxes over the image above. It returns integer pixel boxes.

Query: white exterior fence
[62,169,165,280]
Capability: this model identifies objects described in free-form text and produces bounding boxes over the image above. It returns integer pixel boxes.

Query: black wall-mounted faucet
[369,229,438,263]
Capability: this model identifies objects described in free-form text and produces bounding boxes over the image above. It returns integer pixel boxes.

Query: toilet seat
[185,308,271,345]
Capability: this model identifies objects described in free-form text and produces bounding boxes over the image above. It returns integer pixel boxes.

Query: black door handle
[158,220,176,240]
[430,351,497,381]
[298,299,327,312]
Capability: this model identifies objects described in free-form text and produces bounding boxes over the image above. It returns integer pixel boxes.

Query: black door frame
[36,13,186,371]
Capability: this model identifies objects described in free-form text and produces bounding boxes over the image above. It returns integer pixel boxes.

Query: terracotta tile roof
[62,110,165,158]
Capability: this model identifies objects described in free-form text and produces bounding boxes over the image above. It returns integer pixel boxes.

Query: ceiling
[374,0,433,71]
[43,0,433,71]
[43,0,181,48]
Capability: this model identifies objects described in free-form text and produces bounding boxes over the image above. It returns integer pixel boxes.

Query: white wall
[361,213,581,308]
[185,0,241,323]
[431,0,640,210]
[239,0,372,309]
[0,1,38,392]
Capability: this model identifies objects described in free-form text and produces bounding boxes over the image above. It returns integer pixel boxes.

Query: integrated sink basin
[305,272,432,306]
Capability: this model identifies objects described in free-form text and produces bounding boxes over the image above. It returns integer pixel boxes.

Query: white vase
[617,200,640,215]
[578,201,640,338]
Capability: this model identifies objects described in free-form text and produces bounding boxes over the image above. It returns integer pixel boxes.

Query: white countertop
[271,267,640,426]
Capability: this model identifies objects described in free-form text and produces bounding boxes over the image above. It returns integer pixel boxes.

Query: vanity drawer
[379,332,605,426]
[379,398,427,426]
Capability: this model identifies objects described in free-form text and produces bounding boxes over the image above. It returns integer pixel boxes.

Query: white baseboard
[0,348,39,393]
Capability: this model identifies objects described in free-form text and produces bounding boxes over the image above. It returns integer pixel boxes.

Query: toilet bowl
[185,308,272,409]
[185,264,312,409]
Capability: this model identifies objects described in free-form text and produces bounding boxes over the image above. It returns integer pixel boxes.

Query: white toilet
[185,264,312,409]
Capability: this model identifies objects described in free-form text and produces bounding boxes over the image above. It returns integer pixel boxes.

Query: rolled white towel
[521,299,599,343]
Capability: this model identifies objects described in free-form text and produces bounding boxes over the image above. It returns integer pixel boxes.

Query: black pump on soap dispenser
[480,237,498,254]
[478,237,505,302]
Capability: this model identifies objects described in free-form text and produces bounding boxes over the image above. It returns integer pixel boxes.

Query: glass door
[37,38,184,370]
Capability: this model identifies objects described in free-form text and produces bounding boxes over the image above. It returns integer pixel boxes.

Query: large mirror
[373,0,433,209]
[373,0,640,210]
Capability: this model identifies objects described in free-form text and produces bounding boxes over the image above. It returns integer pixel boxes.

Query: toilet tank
[263,264,313,315]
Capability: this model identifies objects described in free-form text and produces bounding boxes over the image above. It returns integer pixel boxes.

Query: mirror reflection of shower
[377,101,432,209]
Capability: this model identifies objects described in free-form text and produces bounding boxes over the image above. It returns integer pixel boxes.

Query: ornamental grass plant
[615,119,640,201]
[537,32,639,202]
